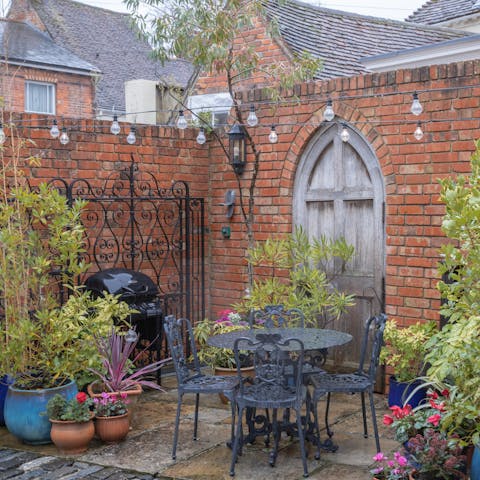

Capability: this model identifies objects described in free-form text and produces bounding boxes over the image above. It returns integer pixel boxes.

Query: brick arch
[281,102,394,191]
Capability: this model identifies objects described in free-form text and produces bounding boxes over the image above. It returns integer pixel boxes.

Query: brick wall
[1,65,95,118]
[2,60,480,330]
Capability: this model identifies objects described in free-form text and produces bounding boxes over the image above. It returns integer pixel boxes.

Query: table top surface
[207,327,352,351]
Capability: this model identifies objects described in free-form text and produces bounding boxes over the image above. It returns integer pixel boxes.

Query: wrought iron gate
[50,158,205,327]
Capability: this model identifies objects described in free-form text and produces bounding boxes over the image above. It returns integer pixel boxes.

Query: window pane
[25,82,55,114]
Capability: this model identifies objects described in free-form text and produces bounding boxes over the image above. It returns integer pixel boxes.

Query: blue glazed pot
[471,445,480,480]
[4,379,77,444]
[0,375,14,426]
[388,376,426,408]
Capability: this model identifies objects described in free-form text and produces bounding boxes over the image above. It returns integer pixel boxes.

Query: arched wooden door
[293,122,385,368]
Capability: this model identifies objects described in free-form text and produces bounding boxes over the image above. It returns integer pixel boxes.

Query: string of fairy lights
[0,88,472,146]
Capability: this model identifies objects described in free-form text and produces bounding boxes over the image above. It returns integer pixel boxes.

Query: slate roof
[264,0,472,79]
[0,18,97,73]
[29,0,194,113]
[406,0,480,25]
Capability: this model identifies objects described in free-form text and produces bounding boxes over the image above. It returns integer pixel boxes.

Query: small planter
[50,415,95,454]
[0,375,14,426]
[95,412,130,443]
[214,366,254,404]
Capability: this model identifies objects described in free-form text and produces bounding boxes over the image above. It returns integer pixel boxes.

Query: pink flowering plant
[93,392,129,417]
[370,451,412,479]
[194,309,251,369]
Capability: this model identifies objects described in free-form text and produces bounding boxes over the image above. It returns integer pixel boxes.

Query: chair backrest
[163,315,202,386]
[357,313,387,381]
[249,305,305,328]
[234,332,305,400]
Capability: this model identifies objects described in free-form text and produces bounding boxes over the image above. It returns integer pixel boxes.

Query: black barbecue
[85,268,163,383]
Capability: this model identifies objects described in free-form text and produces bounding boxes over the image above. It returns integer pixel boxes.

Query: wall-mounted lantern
[228,124,246,175]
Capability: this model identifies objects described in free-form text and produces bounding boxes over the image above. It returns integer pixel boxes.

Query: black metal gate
[50,158,205,330]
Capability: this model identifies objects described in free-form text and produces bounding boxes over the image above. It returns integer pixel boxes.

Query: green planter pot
[4,379,77,445]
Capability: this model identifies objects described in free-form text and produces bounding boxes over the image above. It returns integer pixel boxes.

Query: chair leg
[360,392,368,439]
[270,408,279,467]
[324,392,334,438]
[296,407,309,478]
[230,406,244,476]
[368,391,381,453]
[172,394,183,460]
[311,393,322,460]
[193,393,200,440]
[229,397,236,447]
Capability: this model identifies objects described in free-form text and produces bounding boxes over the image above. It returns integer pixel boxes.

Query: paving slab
[0,375,397,480]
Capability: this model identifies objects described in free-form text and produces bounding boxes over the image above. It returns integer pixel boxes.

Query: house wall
[0,65,95,118]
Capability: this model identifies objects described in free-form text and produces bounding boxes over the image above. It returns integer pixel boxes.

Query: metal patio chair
[308,313,387,456]
[163,315,239,460]
[229,332,309,478]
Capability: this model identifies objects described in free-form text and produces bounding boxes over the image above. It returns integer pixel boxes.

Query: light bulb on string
[196,127,206,145]
[269,125,278,144]
[126,125,136,144]
[0,123,5,145]
[413,122,423,141]
[110,115,121,135]
[59,127,69,145]
[340,123,350,143]
[49,119,60,138]
[323,99,334,121]
[247,105,258,127]
[176,110,188,130]
[410,92,423,116]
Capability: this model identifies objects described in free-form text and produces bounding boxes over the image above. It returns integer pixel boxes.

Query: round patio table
[207,327,352,351]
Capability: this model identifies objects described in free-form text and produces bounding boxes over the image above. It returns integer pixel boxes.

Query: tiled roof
[264,0,472,79]
[0,18,97,73]
[31,0,194,112]
[406,0,480,25]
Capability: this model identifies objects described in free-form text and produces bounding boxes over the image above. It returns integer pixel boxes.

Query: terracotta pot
[214,366,255,404]
[95,412,130,443]
[49,416,95,454]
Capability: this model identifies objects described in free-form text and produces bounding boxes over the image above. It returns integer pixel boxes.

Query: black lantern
[228,124,246,175]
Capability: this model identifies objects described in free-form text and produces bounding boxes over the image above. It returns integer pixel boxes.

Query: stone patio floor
[0,374,398,479]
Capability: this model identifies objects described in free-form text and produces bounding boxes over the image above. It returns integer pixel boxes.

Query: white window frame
[25,81,56,114]
[188,92,232,127]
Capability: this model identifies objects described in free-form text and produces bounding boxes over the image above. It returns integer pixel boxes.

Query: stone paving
[0,374,397,479]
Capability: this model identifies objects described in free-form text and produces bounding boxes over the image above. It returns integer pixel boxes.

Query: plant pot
[0,375,14,426]
[214,366,255,404]
[95,412,130,443]
[4,379,77,445]
[471,444,480,480]
[388,376,427,408]
[49,415,95,454]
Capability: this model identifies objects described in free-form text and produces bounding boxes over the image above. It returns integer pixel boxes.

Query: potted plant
[380,319,437,407]
[92,392,130,443]
[194,309,253,403]
[370,451,413,479]
[46,392,95,454]
[425,141,480,467]
[87,328,170,406]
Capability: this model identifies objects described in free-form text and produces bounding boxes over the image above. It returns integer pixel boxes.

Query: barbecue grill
[85,267,163,383]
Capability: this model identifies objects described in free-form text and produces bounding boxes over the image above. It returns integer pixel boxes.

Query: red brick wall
[3,60,480,330]
[205,61,480,328]
[1,65,95,118]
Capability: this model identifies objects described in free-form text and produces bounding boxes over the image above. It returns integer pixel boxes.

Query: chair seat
[310,372,372,394]
[182,374,239,394]
[237,384,306,409]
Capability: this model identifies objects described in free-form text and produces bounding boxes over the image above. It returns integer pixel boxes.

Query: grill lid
[85,268,159,301]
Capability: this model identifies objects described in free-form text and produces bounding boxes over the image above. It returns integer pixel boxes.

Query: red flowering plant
[46,392,93,423]
[370,451,413,479]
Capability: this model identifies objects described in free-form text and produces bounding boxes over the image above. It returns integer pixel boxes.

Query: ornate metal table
[207,327,352,351]
[208,327,353,451]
